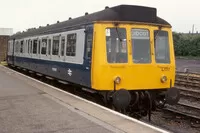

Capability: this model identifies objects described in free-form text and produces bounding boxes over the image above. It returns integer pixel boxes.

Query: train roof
[11,4,171,39]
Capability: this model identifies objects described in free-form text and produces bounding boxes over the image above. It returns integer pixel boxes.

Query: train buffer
[0,65,170,133]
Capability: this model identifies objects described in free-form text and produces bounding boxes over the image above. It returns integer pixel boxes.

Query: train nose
[165,87,180,105]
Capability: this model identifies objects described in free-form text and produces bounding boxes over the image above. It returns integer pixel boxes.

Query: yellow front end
[91,22,175,91]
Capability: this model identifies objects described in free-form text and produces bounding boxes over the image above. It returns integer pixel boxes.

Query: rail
[164,71,200,127]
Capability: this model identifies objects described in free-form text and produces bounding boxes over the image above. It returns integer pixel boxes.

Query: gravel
[142,111,200,133]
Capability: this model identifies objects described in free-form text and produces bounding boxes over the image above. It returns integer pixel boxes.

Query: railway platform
[0,65,170,133]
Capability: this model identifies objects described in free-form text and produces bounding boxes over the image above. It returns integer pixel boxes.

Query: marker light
[114,76,121,84]
[161,75,168,83]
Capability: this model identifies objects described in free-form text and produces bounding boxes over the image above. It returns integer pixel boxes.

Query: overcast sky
[0,0,199,33]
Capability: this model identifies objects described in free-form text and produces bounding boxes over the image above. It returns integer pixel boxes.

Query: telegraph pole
[192,24,194,34]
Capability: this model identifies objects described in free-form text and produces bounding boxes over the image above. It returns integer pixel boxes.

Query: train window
[154,30,170,64]
[28,40,32,54]
[20,40,24,53]
[66,33,76,56]
[131,29,151,64]
[85,34,92,58]
[105,28,127,63]
[61,36,65,56]
[25,40,28,53]
[33,39,38,54]
[48,39,51,55]
[38,40,41,54]
[28,40,30,53]
[15,41,20,53]
[41,39,47,55]
[52,36,60,55]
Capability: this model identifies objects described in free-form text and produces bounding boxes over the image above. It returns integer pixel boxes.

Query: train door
[61,35,66,61]
[81,25,93,87]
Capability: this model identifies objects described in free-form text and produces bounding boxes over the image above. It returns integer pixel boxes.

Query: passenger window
[28,40,32,54]
[15,41,20,53]
[66,33,76,56]
[38,40,41,54]
[41,38,47,55]
[131,29,151,64]
[106,28,128,63]
[26,40,28,53]
[61,36,65,56]
[52,36,60,55]
[33,39,38,54]
[28,40,29,53]
[48,39,51,55]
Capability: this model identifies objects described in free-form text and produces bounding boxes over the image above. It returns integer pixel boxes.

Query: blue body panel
[8,55,91,87]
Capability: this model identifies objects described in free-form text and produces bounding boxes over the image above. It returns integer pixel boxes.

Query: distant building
[0,28,13,62]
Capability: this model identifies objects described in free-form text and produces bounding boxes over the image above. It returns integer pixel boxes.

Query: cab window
[154,30,170,63]
[131,29,151,64]
[105,28,127,63]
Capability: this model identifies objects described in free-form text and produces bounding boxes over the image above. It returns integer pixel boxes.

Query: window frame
[105,27,128,64]
[131,28,151,64]
[32,39,38,54]
[61,36,66,56]
[154,30,170,64]
[52,35,60,56]
[41,37,48,55]
[66,33,77,57]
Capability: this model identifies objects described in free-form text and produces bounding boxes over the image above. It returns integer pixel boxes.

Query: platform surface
[0,65,169,133]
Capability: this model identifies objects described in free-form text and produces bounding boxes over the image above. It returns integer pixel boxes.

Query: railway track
[162,71,200,128]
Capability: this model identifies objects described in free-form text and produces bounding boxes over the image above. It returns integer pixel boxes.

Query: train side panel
[8,28,92,88]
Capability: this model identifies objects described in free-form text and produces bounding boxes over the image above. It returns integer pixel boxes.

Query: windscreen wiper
[115,27,122,42]
[154,26,162,41]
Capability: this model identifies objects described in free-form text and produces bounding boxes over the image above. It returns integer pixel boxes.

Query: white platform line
[1,65,170,133]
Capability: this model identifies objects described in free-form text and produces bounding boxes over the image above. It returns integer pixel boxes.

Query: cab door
[81,25,93,87]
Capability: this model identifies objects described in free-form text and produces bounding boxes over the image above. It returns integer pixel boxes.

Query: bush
[173,32,200,57]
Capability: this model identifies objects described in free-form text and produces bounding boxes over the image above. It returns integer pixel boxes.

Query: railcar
[7,5,180,118]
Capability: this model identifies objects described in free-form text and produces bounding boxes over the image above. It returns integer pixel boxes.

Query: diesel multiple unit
[7,5,180,118]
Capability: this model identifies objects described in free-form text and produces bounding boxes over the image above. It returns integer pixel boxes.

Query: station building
[0,28,13,62]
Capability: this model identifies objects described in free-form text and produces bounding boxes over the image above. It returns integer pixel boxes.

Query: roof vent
[69,17,72,20]
[105,6,109,9]
[57,21,59,23]
[47,24,49,26]
[85,12,89,15]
